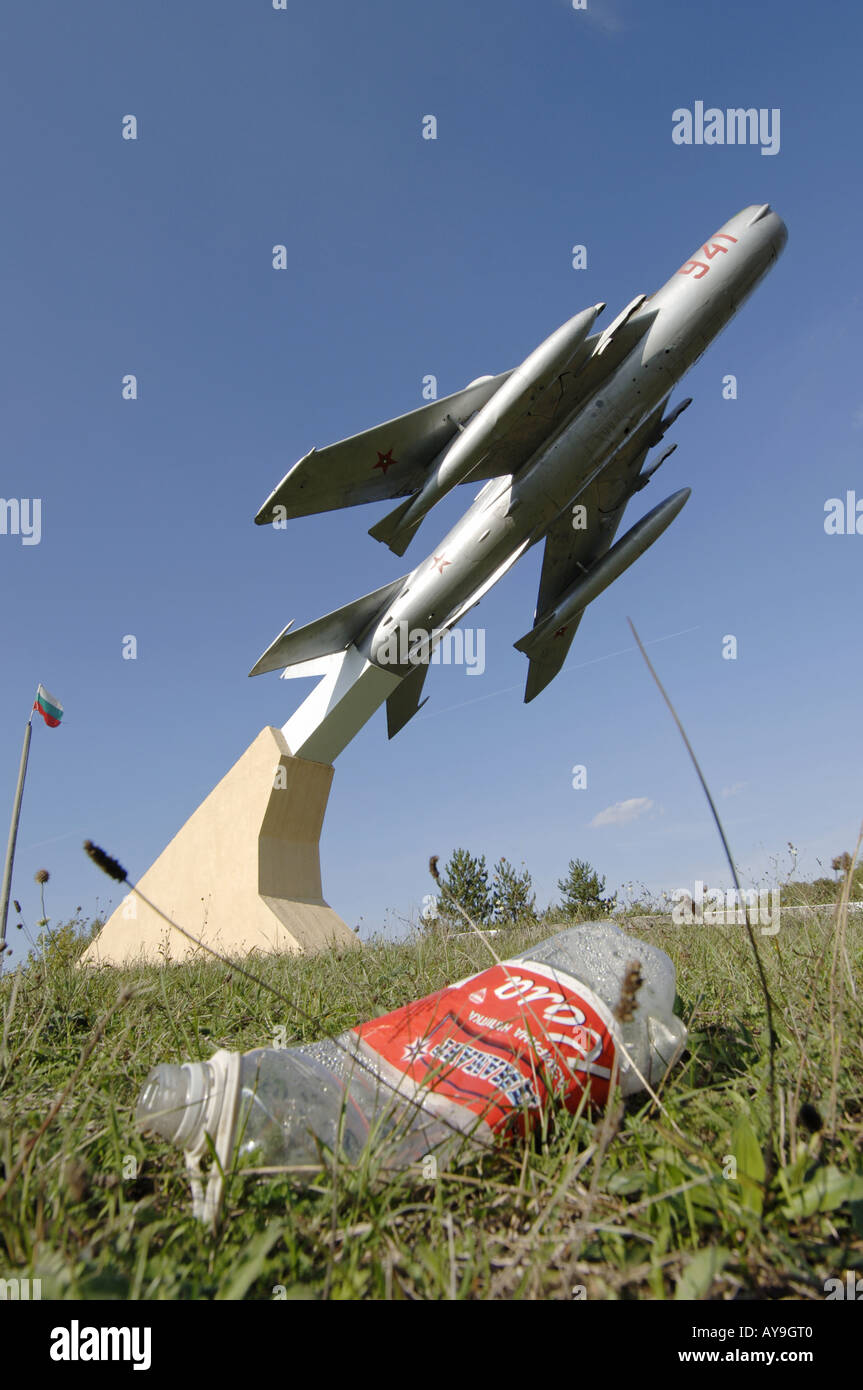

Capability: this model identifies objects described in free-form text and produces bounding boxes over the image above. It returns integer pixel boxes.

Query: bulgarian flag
[34,684,63,728]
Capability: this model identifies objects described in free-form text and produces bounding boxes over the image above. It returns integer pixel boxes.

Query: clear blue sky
[2,0,861,950]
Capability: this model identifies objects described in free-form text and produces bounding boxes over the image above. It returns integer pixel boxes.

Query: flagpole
[0,696,36,964]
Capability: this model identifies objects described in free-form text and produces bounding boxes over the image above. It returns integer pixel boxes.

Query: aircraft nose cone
[748,203,788,255]
[772,213,788,255]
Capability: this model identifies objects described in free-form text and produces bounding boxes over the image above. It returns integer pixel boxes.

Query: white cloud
[721,781,748,798]
[591,797,654,828]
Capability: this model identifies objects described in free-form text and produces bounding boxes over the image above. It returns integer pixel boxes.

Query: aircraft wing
[521,393,672,703]
[255,372,514,524]
[255,302,661,527]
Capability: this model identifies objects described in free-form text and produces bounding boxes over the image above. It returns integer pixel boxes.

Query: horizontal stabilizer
[249,573,408,677]
[386,663,430,738]
[368,495,424,557]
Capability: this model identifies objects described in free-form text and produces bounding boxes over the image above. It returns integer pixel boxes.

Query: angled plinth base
[80,727,357,967]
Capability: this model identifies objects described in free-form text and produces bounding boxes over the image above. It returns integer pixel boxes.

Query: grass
[1,900,862,1301]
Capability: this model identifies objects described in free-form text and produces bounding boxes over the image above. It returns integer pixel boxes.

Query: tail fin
[368,495,424,556]
[249,573,408,677]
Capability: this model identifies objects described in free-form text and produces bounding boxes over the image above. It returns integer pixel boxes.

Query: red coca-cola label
[354,956,617,1135]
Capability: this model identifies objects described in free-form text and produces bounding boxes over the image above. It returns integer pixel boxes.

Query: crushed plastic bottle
[136,920,686,1222]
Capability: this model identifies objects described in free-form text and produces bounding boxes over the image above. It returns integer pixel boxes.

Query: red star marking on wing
[432,554,451,574]
[374,448,398,474]
[553,625,569,639]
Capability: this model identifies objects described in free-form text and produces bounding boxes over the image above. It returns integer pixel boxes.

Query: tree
[491,857,536,924]
[557,858,615,918]
[829,852,863,900]
[437,848,493,926]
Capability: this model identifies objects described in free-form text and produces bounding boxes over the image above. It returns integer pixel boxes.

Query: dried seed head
[35,869,49,884]
[83,841,127,883]
[798,1102,822,1134]
[429,855,440,882]
[613,960,644,1024]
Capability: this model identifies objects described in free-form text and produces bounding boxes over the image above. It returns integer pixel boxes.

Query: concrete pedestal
[80,727,356,966]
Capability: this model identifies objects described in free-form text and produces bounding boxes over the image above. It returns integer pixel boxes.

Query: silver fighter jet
[251,205,787,756]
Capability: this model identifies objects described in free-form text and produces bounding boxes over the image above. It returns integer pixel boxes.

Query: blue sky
[2,0,861,950]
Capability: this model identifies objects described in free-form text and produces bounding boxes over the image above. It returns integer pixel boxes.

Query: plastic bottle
[136,920,686,1221]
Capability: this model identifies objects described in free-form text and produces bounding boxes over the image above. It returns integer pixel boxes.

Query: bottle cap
[137,1049,241,1227]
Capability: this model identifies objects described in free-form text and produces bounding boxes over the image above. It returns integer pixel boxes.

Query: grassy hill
[1,906,861,1300]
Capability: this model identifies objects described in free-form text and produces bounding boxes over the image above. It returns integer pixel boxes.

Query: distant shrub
[32,915,101,972]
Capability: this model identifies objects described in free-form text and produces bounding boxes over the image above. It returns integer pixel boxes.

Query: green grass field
[1,903,861,1301]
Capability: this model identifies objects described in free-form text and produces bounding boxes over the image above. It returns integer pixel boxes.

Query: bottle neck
[184,1051,243,1226]
[174,1060,220,1148]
